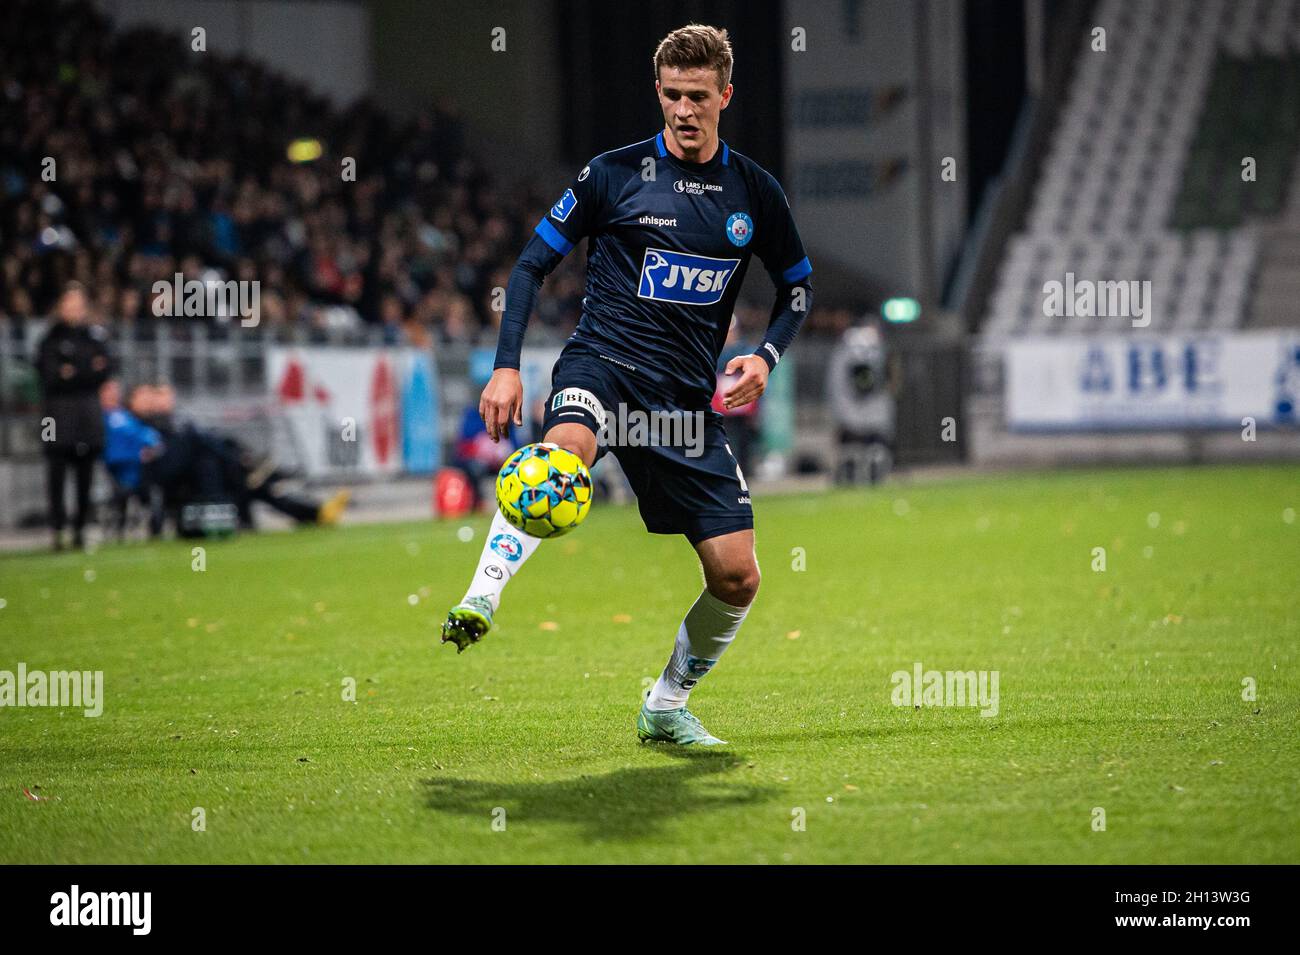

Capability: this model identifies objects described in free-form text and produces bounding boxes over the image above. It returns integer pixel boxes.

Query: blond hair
[653,24,733,91]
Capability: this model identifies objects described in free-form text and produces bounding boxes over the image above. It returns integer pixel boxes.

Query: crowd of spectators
[0,0,587,347]
[1,0,852,348]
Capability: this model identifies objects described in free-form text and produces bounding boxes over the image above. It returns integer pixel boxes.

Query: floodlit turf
[0,463,1296,864]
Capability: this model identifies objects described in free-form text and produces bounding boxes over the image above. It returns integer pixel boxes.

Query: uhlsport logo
[638,214,678,229]
[726,212,753,247]
[637,248,740,306]
[551,188,577,222]
[489,533,523,561]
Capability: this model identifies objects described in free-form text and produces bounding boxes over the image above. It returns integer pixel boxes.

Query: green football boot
[440,596,494,653]
[636,702,727,745]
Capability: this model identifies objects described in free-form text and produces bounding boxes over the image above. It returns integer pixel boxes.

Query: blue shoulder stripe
[782,257,812,283]
[534,218,574,256]
[654,131,668,158]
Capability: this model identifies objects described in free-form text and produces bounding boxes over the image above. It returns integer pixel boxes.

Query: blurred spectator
[100,377,164,538]
[34,282,110,549]
[454,403,516,508]
[126,382,351,532]
[101,377,160,494]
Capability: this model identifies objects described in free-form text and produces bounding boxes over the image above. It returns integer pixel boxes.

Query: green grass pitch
[1,463,1296,864]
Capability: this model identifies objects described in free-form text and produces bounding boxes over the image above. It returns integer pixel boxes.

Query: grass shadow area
[422,747,776,842]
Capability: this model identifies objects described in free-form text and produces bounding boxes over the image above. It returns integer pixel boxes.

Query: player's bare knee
[711,564,759,607]
[543,422,597,468]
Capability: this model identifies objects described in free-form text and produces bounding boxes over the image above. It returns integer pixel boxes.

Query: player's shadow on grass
[421,747,775,841]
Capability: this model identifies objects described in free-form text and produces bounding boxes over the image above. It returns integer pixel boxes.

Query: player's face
[656,66,732,159]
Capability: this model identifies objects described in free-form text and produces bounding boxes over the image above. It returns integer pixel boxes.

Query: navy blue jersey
[498,132,812,405]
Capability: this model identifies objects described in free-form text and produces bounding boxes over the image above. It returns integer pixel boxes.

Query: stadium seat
[980,0,1300,338]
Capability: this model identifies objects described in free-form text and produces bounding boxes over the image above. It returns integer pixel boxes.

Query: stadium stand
[0,0,854,344]
[0,0,586,344]
[981,0,1300,337]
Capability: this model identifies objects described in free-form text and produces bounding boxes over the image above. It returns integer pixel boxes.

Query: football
[495,442,593,538]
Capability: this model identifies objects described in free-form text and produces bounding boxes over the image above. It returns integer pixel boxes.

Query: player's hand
[721,354,769,410]
[480,368,523,442]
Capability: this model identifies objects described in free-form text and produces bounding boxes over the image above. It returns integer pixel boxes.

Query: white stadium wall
[784,0,967,306]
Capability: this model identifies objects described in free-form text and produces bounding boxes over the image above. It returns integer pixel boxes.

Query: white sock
[645,589,751,711]
[462,510,544,613]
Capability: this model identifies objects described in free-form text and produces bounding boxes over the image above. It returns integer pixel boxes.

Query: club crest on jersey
[686,656,716,676]
[726,212,754,247]
[490,533,523,561]
[550,188,577,222]
[637,248,740,306]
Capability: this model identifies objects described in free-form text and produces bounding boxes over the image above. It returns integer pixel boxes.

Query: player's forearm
[494,234,563,370]
[754,281,813,371]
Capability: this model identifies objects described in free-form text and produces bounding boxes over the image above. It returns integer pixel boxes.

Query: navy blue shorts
[541,345,753,545]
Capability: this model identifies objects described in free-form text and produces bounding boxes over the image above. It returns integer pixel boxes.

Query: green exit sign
[882,297,921,323]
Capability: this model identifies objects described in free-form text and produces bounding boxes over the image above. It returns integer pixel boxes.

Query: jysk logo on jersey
[637,248,741,306]
[550,189,577,223]
[726,212,754,247]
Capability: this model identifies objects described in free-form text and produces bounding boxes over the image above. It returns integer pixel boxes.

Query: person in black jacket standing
[35,283,111,550]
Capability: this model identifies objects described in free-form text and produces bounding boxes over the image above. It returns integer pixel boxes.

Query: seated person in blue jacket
[104,380,349,534]
[100,379,164,537]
